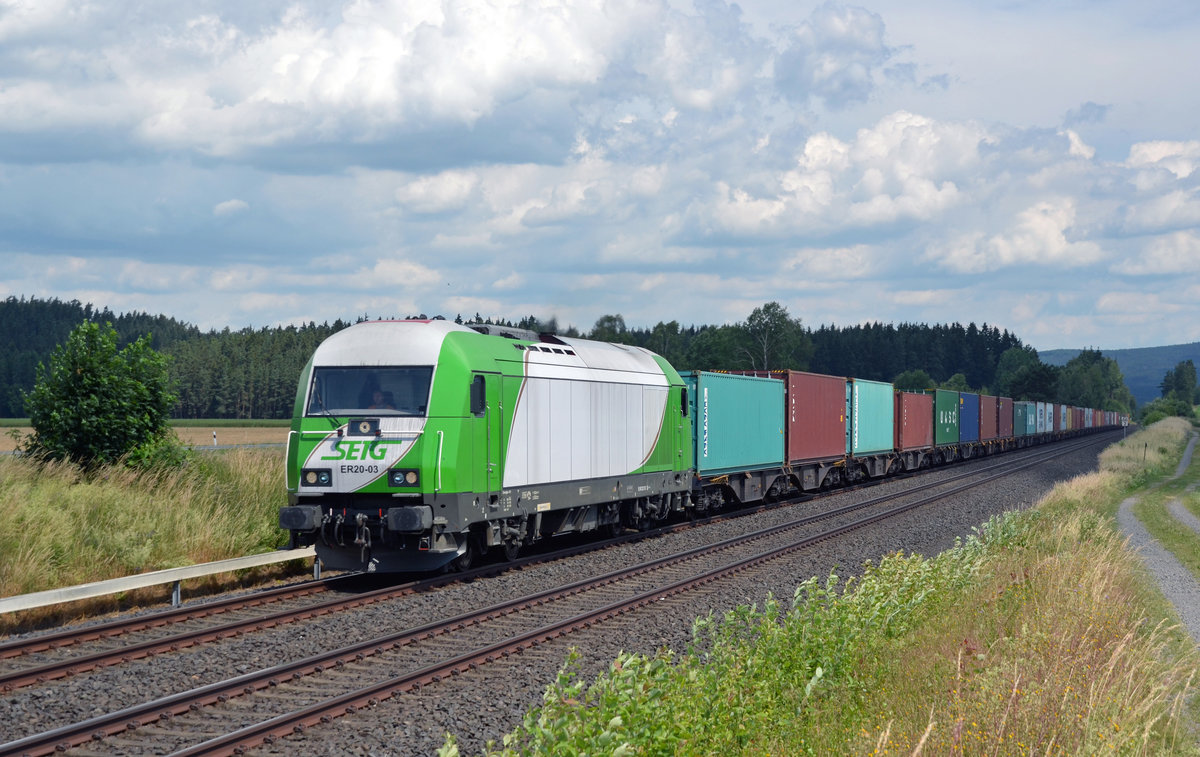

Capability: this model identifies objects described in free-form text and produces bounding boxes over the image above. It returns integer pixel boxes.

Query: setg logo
[320,439,394,462]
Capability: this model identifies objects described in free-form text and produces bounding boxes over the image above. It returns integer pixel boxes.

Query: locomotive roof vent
[465,322,541,341]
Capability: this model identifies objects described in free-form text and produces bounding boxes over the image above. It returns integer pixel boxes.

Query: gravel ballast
[0,436,1137,755]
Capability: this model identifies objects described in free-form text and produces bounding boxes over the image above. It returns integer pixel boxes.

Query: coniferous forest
[0,296,1135,419]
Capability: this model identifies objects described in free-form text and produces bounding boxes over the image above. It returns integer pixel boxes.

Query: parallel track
[0,433,1114,757]
[0,434,1105,694]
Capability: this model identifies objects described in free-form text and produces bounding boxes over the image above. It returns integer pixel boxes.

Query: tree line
[1139,359,1199,424]
[0,296,1138,420]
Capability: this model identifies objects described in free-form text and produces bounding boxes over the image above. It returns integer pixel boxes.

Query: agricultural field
[0,419,289,453]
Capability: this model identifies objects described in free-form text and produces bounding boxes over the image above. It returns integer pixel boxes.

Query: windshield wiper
[309,381,341,430]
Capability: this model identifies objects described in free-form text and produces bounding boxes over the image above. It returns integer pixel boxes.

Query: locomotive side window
[469,375,486,416]
[307,366,433,417]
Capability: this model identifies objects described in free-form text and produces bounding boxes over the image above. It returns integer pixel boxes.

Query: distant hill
[1040,342,1200,407]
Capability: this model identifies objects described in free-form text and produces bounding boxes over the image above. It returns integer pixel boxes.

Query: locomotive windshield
[307,366,433,417]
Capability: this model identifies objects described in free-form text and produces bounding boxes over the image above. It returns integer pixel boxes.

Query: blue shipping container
[959,392,980,443]
[681,371,785,476]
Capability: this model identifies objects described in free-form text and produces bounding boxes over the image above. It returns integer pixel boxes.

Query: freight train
[278,320,1124,573]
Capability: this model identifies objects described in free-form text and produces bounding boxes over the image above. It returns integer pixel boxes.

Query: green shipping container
[927,389,959,446]
[1014,401,1034,437]
[846,378,895,455]
[682,371,785,476]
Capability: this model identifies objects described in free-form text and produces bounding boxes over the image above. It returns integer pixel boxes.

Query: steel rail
[0,433,1110,757]
[175,435,1113,756]
[0,433,1107,694]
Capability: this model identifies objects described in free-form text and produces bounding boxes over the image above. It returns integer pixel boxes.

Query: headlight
[389,469,419,487]
[301,468,333,487]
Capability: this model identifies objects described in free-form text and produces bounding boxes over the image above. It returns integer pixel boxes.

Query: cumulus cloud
[360,257,440,288]
[213,198,249,216]
[394,171,478,214]
[493,272,524,290]
[775,2,893,108]
[707,111,984,236]
[925,198,1105,273]
[0,0,914,168]
[1060,130,1095,160]
[4,1,1200,350]
[786,245,878,280]
[1127,140,1200,179]
[1121,189,1200,233]
[1112,232,1200,275]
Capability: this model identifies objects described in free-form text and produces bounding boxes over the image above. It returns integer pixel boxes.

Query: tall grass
[456,423,1199,756]
[1098,417,1191,489]
[0,448,288,606]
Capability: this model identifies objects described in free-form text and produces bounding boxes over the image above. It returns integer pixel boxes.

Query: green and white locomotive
[279,319,693,572]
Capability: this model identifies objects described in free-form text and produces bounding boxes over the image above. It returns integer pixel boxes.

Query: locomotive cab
[279,321,487,573]
[279,318,693,574]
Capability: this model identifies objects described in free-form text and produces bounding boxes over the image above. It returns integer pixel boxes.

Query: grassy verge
[454,423,1199,756]
[1125,418,1200,584]
[0,447,292,630]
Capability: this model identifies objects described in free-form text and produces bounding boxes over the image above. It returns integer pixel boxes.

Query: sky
[1,0,1198,351]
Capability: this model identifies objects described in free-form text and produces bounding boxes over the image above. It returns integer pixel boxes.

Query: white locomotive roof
[312,320,473,366]
[557,337,666,376]
[312,320,670,385]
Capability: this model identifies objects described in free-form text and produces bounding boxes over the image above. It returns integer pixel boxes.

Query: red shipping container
[894,391,933,451]
[998,397,1013,438]
[731,370,846,463]
[980,395,998,441]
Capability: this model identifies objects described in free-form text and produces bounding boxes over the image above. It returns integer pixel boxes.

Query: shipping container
[1014,401,1034,437]
[997,397,1013,438]
[980,395,998,441]
[895,392,934,451]
[927,389,960,446]
[1035,401,1047,434]
[1058,404,1067,432]
[732,370,846,463]
[847,378,894,455]
[682,371,784,475]
[959,392,981,443]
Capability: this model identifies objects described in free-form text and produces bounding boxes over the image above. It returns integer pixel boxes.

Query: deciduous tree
[22,321,177,466]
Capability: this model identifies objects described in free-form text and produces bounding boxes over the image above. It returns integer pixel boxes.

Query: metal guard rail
[0,547,318,615]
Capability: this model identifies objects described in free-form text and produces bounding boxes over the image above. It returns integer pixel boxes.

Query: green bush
[22,321,177,467]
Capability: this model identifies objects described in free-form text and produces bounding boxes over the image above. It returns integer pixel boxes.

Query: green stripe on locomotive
[286,324,690,504]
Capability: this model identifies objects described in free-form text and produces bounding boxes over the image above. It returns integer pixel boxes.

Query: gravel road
[1116,433,1200,643]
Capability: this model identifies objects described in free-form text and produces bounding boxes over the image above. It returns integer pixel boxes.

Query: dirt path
[1116,434,1200,643]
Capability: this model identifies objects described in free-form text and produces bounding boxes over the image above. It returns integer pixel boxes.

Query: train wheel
[452,535,480,572]
[501,537,521,562]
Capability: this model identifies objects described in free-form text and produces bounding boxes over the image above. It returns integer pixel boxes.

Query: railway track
[0,433,1114,757]
[0,433,1097,685]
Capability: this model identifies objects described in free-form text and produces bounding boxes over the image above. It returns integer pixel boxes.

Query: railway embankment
[461,419,1199,756]
[0,446,292,630]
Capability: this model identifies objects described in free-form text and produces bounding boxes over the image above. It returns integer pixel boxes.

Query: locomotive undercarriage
[281,470,692,573]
